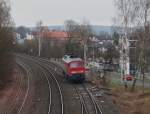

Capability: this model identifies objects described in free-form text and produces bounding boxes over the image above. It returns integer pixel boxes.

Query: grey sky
[11,0,115,26]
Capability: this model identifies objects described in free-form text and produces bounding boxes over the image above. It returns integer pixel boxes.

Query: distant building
[89,35,114,53]
[32,31,68,46]
[15,33,24,44]
[25,33,34,40]
[32,31,68,41]
[16,33,21,40]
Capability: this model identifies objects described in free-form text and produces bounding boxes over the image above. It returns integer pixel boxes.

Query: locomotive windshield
[70,62,83,68]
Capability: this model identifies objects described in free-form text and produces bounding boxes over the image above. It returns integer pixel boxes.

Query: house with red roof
[33,31,68,41]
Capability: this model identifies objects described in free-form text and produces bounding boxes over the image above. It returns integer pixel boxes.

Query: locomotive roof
[62,57,83,63]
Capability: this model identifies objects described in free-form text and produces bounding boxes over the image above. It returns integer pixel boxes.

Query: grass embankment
[111,85,150,114]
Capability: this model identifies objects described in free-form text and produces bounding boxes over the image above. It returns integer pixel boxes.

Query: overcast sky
[11,0,115,26]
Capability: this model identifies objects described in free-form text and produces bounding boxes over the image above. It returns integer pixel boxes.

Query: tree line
[0,0,14,86]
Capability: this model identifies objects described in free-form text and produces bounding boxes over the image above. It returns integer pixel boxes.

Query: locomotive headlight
[71,71,77,74]
[71,70,84,74]
[79,70,84,73]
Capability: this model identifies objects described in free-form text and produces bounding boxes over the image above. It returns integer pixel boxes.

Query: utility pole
[92,42,95,61]
[84,42,87,66]
[37,21,42,57]
[38,33,41,57]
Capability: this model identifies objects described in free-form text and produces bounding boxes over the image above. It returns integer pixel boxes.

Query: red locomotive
[62,55,86,82]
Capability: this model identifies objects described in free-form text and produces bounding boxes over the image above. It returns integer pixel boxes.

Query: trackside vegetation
[0,0,14,86]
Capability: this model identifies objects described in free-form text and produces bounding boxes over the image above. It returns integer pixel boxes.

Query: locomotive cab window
[70,62,83,68]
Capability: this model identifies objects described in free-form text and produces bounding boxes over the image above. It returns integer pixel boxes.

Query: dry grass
[111,86,150,114]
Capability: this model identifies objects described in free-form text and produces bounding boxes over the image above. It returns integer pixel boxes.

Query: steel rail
[83,84,103,114]
[36,61,64,114]
[73,85,88,114]
[74,84,103,114]
[16,54,63,74]
[16,61,30,114]
[17,57,52,114]
[17,55,64,114]
[36,64,52,114]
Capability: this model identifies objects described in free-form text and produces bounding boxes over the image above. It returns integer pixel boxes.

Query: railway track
[0,54,117,114]
[16,54,105,114]
[17,54,64,114]
[74,86,88,114]
[16,61,31,114]
[19,54,64,75]
[74,84,103,114]
[32,55,103,114]
[16,58,51,114]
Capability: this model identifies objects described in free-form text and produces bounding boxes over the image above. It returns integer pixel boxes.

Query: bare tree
[64,19,93,63]
[65,20,79,39]
[79,20,93,65]
[115,0,135,90]
[64,20,81,56]
[115,0,150,92]
[133,0,150,93]
[0,0,14,84]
